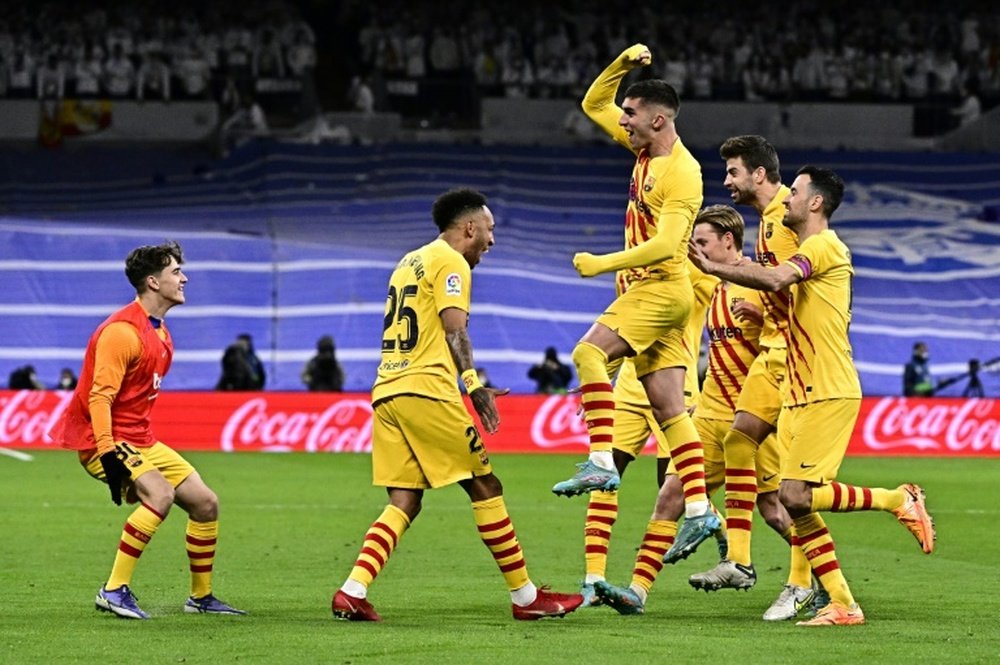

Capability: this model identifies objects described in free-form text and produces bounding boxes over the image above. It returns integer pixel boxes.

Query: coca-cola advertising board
[2,390,999,456]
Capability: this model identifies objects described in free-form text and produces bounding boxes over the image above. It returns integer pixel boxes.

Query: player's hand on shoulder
[573,252,601,278]
[622,44,651,68]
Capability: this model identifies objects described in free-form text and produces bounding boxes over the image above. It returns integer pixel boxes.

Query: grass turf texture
[2,451,998,664]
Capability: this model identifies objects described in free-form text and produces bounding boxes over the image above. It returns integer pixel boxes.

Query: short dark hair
[719,135,781,184]
[694,204,745,248]
[432,188,488,232]
[797,165,845,218]
[124,241,183,292]
[623,79,680,114]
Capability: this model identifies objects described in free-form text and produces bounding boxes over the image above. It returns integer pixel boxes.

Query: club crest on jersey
[643,175,656,192]
[765,222,774,239]
[445,272,462,296]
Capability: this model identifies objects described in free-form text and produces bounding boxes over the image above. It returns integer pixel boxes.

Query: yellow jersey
[755,185,797,349]
[783,230,862,405]
[697,282,764,419]
[372,238,470,404]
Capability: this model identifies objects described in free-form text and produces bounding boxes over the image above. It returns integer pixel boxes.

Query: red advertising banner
[2,390,999,456]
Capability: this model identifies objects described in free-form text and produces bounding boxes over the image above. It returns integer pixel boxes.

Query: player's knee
[571,342,605,374]
[191,489,219,521]
[778,484,810,517]
[142,482,175,516]
[758,495,790,532]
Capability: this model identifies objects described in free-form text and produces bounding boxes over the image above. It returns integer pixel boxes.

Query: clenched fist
[573,252,603,278]
[621,43,652,68]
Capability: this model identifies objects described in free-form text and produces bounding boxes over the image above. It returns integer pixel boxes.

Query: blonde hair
[694,205,745,248]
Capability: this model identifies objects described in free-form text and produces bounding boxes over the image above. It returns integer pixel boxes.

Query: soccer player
[688,166,936,626]
[552,43,720,561]
[332,188,584,622]
[50,241,244,620]
[580,261,723,606]
[683,135,823,622]
[593,205,772,614]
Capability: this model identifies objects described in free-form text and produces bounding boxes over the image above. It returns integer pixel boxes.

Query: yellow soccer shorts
[692,416,784,495]
[756,431,785,494]
[613,403,669,460]
[372,394,492,489]
[81,441,196,503]
[596,277,693,379]
[779,399,861,484]
[733,346,786,426]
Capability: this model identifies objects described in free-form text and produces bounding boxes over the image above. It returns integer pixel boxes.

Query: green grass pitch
[2,451,998,664]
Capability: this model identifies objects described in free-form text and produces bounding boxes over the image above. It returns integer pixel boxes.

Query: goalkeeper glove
[99,450,130,506]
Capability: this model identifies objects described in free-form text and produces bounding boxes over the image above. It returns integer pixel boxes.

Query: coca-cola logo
[530,395,589,449]
[862,397,1000,452]
[0,390,73,446]
[220,397,373,453]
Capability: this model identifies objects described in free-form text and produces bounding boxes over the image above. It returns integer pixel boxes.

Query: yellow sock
[473,496,530,591]
[630,520,677,593]
[793,513,854,607]
[573,342,614,454]
[659,413,708,505]
[783,526,812,589]
[186,519,218,599]
[347,505,410,588]
[106,503,164,590]
[722,428,758,566]
[585,490,618,581]
[811,482,905,512]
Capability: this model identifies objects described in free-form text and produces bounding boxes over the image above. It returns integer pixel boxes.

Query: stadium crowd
[0,0,316,110]
[345,0,1000,107]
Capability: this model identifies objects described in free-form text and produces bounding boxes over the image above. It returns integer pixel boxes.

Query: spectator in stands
[222,17,254,93]
[216,333,266,391]
[36,53,65,100]
[792,42,829,100]
[301,335,344,392]
[286,26,318,114]
[403,20,427,78]
[903,341,934,397]
[104,43,135,97]
[527,346,573,394]
[500,52,534,98]
[952,82,982,125]
[136,52,171,101]
[216,92,269,155]
[428,26,462,75]
[252,28,285,79]
[928,44,960,97]
[8,365,45,390]
[279,7,315,54]
[348,75,375,113]
[173,40,212,99]
[872,50,903,100]
[7,47,35,98]
[57,367,78,391]
[73,43,105,97]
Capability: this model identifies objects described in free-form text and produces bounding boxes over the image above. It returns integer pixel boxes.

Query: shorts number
[381,284,419,352]
[114,441,141,461]
[466,426,483,454]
